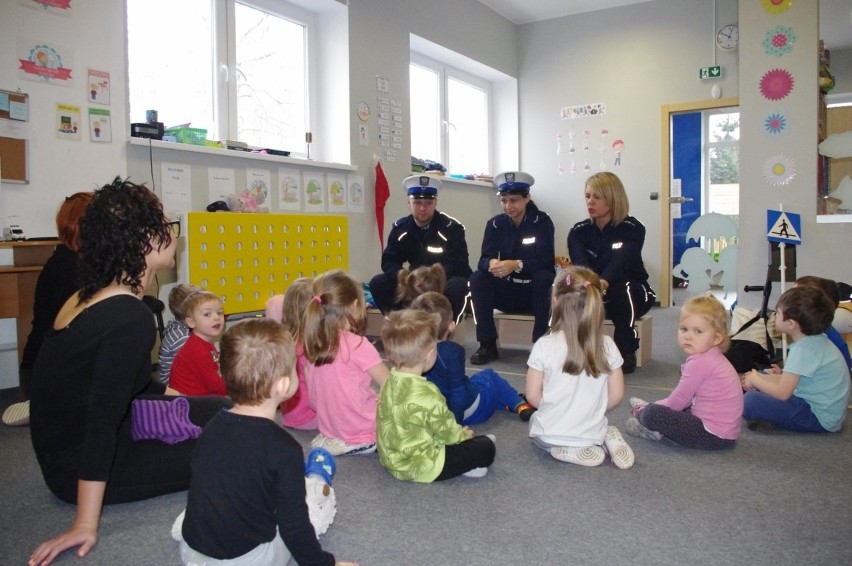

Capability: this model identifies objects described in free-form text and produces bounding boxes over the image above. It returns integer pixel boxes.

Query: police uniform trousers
[469,269,553,343]
[604,279,655,356]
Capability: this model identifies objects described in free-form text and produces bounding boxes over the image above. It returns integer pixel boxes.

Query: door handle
[668,196,694,204]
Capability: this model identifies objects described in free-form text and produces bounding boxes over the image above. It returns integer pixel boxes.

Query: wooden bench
[492,311,653,368]
[365,308,467,345]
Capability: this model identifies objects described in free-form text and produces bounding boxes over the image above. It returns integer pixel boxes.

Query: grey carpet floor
[2,305,850,565]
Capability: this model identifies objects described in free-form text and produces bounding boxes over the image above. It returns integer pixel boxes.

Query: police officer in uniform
[567,171,655,374]
[469,171,556,365]
[369,175,471,319]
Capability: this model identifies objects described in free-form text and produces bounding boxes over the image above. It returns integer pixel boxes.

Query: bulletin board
[186,212,349,315]
[0,89,29,121]
[0,136,28,183]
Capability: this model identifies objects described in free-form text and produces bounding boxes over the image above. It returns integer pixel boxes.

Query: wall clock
[716,24,739,51]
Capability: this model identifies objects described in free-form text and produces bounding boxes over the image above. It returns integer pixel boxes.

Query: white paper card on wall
[209,167,236,203]
[303,173,326,212]
[326,173,348,213]
[277,167,302,211]
[161,162,192,214]
[245,168,271,210]
[348,175,365,213]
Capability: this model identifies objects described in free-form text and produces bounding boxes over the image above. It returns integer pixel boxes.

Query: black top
[182,410,336,564]
[381,211,472,279]
[20,244,79,370]
[567,216,650,284]
[476,202,556,277]
[30,295,164,482]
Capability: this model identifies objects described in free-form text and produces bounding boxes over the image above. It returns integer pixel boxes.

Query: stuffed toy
[225,190,259,213]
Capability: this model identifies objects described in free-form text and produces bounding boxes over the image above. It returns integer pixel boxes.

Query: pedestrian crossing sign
[766,209,801,245]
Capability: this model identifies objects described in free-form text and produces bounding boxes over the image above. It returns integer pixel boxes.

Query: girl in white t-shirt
[524,266,634,469]
[303,270,389,456]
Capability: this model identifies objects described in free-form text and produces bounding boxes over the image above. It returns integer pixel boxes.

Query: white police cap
[494,171,534,195]
[403,175,441,199]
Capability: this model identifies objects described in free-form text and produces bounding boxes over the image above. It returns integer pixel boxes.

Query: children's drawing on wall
[87,69,110,105]
[241,168,271,212]
[277,168,302,212]
[56,103,80,140]
[18,38,74,87]
[582,130,591,172]
[613,139,624,166]
[599,129,609,170]
[671,212,738,297]
[347,175,365,213]
[20,0,73,16]
[327,174,347,213]
[304,174,326,212]
[88,107,111,142]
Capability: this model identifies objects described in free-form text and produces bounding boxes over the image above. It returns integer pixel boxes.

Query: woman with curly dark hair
[29,178,226,566]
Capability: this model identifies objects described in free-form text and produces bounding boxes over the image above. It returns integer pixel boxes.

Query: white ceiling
[476,0,852,51]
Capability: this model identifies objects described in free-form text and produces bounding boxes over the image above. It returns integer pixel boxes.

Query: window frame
[409,51,493,175]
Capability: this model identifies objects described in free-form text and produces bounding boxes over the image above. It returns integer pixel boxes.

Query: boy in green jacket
[377,309,496,482]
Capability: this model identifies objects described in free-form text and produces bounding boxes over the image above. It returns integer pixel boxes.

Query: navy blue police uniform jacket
[567,216,650,284]
[381,211,472,279]
[476,203,555,277]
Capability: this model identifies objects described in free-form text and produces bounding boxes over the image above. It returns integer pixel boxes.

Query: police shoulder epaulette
[437,211,465,230]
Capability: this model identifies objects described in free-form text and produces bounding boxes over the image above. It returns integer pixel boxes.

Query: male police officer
[369,175,471,320]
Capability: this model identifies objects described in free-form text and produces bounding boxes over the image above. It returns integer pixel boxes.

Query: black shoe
[622,352,637,374]
[470,341,499,365]
[516,402,536,422]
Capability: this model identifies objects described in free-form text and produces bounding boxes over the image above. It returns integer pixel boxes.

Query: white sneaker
[2,401,29,427]
[625,417,663,442]
[462,467,488,478]
[485,434,496,446]
[549,445,605,467]
[603,425,635,469]
[628,397,649,416]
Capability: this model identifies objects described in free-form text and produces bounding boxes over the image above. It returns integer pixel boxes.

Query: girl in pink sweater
[627,295,743,449]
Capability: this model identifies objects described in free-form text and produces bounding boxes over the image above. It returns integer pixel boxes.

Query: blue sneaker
[305,447,336,485]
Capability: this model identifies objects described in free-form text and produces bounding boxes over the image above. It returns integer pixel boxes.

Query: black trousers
[469,269,553,343]
[604,279,655,355]
[43,395,230,505]
[434,435,496,481]
[369,271,468,320]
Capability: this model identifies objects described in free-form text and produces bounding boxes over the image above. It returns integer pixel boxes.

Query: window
[706,111,740,216]
[410,52,491,176]
[127,0,310,155]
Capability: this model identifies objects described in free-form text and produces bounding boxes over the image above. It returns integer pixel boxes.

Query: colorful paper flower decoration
[760,69,794,101]
[763,111,790,136]
[764,26,796,57]
[762,154,796,187]
[761,0,793,15]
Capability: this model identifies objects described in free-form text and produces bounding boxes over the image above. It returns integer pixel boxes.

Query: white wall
[516,0,740,297]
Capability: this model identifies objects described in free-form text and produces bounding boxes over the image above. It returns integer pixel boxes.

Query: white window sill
[128,138,356,172]
[413,174,493,189]
[816,214,852,223]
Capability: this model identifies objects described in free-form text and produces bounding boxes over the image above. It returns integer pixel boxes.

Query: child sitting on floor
[411,291,535,423]
[377,309,496,482]
[524,266,634,469]
[741,286,850,433]
[394,263,446,309]
[170,290,227,397]
[303,270,389,456]
[158,283,199,385]
[277,278,317,430]
[794,276,851,371]
[627,295,743,449]
[177,318,357,566]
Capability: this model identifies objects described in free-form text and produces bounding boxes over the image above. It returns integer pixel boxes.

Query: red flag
[374,161,391,250]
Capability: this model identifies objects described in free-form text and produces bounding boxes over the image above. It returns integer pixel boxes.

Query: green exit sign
[699,66,723,80]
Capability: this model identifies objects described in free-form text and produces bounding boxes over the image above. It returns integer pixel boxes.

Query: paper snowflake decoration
[761,0,793,15]
[762,154,796,186]
[763,111,789,136]
[764,26,796,57]
[760,69,794,101]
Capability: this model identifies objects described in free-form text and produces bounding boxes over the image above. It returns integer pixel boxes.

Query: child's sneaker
[515,402,536,422]
[305,447,337,485]
[549,445,605,467]
[311,433,376,456]
[462,467,489,478]
[628,397,649,417]
[603,425,635,469]
[2,401,29,427]
[625,417,663,441]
